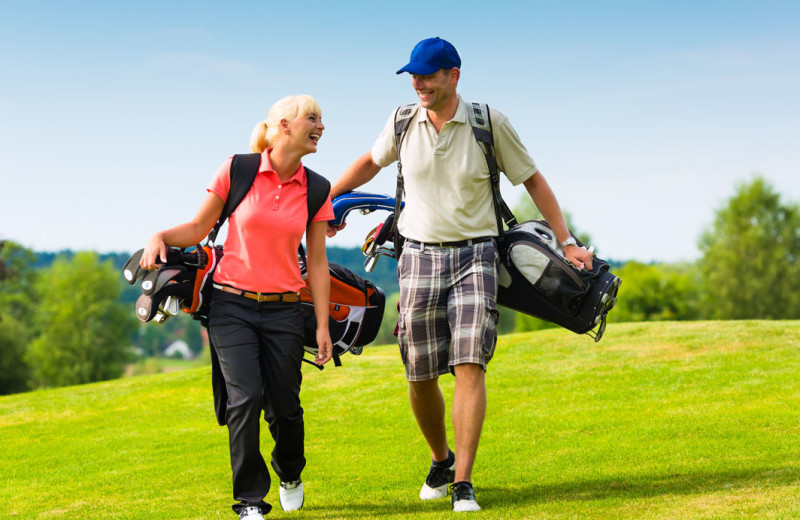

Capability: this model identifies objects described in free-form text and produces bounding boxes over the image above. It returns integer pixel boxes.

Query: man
[329,37,594,512]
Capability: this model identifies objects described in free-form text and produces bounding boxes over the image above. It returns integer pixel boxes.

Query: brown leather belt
[213,283,300,303]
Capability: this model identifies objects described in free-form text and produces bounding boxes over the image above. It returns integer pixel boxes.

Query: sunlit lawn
[2,321,800,519]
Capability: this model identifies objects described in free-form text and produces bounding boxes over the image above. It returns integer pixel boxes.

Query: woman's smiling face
[285,111,324,155]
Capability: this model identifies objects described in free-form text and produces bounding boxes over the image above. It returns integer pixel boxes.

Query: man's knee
[409,377,440,399]
[453,363,485,384]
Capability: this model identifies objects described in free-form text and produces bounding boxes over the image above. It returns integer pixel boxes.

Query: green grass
[3,321,800,519]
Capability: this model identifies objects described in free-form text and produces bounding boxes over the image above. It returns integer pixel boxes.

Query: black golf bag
[496,220,621,341]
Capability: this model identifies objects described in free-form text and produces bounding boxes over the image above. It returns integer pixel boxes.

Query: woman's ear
[280,118,290,134]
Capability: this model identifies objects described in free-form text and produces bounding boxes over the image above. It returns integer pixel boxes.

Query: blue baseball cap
[396,37,461,75]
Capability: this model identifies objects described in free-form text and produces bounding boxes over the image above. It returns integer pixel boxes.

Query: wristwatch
[560,236,578,248]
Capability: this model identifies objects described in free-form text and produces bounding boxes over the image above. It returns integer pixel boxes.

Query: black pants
[208,289,306,514]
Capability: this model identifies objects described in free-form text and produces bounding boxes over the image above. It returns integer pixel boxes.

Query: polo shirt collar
[416,95,468,126]
[259,148,307,186]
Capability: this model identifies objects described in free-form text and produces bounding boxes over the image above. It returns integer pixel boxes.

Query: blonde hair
[249,94,322,153]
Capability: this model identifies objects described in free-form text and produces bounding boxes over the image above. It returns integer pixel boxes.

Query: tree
[373,292,400,346]
[27,252,138,387]
[610,261,701,322]
[698,176,800,319]
[0,241,38,394]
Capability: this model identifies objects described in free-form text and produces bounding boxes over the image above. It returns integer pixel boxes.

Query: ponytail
[250,121,269,153]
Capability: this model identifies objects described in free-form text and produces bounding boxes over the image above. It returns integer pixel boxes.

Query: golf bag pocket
[497,220,620,341]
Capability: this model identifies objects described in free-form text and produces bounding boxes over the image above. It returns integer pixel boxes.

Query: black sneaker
[419,455,456,500]
[450,481,480,512]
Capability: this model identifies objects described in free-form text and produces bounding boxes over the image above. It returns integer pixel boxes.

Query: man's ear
[450,67,460,84]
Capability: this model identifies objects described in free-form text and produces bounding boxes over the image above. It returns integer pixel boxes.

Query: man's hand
[564,245,594,271]
[326,221,346,238]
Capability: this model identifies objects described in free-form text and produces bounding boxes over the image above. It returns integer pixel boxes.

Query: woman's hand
[141,232,167,270]
[315,328,333,365]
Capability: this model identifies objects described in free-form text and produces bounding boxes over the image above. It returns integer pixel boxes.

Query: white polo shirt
[371,96,537,242]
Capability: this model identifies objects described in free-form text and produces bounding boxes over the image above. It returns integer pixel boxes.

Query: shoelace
[449,482,474,501]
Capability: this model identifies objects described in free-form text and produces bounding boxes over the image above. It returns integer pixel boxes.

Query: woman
[141,95,334,520]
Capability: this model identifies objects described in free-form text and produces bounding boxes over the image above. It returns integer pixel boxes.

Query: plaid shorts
[397,240,500,381]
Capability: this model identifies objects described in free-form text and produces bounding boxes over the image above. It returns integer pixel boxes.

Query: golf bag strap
[465,102,517,234]
[208,153,261,245]
[301,352,342,370]
[305,167,332,230]
[298,168,331,273]
[392,103,418,257]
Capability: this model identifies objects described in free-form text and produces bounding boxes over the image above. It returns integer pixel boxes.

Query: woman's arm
[306,220,333,364]
[140,191,224,269]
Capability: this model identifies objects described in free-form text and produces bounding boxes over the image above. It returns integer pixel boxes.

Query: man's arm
[522,171,594,270]
[331,151,382,199]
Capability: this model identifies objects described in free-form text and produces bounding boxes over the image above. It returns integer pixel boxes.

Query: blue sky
[1,0,798,262]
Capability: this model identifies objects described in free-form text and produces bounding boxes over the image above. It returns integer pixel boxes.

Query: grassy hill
[3,321,800,519]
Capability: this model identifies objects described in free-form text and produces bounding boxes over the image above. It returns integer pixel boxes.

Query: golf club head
[153,312,172,324]
[160,295,181,316]
[364,247,395,272]
[362,226,378,257]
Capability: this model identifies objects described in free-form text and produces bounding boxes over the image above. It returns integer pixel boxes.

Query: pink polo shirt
[207,150,334,293]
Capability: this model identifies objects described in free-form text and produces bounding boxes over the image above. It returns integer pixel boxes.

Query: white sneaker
[419,459,456,500]
[279,480,304,511]
[451,482,481,512]
[238,506,265,520]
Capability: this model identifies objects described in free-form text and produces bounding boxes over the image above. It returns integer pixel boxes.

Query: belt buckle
[255,292,271,302]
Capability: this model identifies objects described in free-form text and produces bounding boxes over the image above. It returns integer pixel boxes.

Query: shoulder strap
[466,102,517,233]
[304,167,331,229]
[391,103,419,254]
[394,102,419,152]
[208,153,261,245]
[297,166,332,269]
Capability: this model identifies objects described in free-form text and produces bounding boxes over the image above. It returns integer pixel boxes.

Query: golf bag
[497,220,621,342]
[298,262,386,360]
